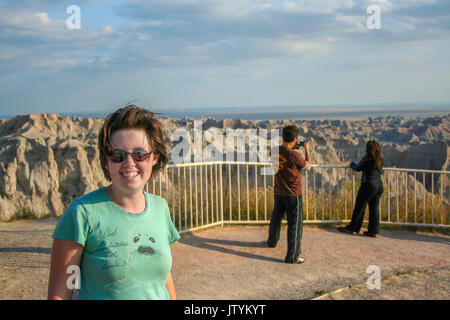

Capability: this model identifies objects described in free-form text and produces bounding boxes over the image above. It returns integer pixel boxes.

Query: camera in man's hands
[296,140,307,147]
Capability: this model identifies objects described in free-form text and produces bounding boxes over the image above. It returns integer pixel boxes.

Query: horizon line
[1,102,449,120]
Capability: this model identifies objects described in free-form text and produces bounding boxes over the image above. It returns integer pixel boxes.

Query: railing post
[322,167,325,221]
[246,164,250,221]
[405,171,408,223]
[205,164,209,225]
[255,164,258,221]
[344,167,347,221]
[432,173,434,225]
[195,165,198,227]
[190,166,193,229]
[237,164,241,221]
[386,171,391,222]
[184,166,187,231]
[228,163,232,221]
[171,167,175,223]
[336,170,341,220]
[212,164,215,223]
[220,163,224,227]
[305,170,308,221]
[440,172,443,225]
[447,173,449,226]
[314,168,317,221]
[264,164,267,221]
[216,164,219,223]
[414,171,417,223]
[396,170,399,222]
[423,172,426,224]
[200,165,204,226]
[329,167,332,221]
[178,166,181,230]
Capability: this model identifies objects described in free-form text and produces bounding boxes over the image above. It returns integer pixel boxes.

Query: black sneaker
[285,257,305,264]
[337,226,354,235]
[266,241,276,248]
[294,257,305,264]
[363,231,377,238]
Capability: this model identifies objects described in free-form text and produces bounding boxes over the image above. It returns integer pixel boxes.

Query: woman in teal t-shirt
[48,105,180,300]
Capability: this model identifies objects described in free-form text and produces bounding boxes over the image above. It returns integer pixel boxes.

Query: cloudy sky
[0,0,449,116]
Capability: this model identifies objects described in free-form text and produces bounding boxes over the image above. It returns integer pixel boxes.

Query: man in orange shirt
[267,125,311,264]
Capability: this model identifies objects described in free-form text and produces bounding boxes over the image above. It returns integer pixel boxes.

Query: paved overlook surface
[0,217,449,300]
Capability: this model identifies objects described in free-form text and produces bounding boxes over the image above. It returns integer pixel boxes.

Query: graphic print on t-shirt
[103,224,165,293]
[278,154,287,171]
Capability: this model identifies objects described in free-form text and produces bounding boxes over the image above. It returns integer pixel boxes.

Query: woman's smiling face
[107,128,159,196]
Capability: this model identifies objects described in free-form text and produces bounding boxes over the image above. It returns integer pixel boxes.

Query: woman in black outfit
[338,140,384,237]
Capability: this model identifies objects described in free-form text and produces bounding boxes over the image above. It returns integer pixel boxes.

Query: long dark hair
[366,140,382,169]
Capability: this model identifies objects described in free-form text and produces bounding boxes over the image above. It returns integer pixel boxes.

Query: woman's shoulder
[145,192,172,222]
[68,188,109,211]
[145,192,168,207]
[361,155,369,162]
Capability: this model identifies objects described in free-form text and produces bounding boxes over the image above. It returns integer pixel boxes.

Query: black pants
[267,194,303,263]
[348,180,384,234]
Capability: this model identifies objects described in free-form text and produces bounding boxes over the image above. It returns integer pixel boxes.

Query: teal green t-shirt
[52,187,180,300]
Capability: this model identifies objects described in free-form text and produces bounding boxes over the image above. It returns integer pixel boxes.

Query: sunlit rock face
[0,113,448,221]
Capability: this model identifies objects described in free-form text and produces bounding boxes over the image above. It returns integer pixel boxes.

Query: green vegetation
[147,169,449,232]
[7,165,446,230]
[314,290,327,297]
[8,208,50,222]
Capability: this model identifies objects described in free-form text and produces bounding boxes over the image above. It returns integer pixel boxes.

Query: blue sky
[0,0,449,116]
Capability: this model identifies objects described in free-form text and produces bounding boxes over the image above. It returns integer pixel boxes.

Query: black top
[350,155,384,184]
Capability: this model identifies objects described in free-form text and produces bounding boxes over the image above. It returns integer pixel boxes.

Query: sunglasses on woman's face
[108,149,153,163]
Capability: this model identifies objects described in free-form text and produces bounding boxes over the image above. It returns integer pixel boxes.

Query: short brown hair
[98,105,168,181]
[282,125,299,143]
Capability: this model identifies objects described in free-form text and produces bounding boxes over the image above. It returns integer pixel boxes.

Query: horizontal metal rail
[147,162,450,233]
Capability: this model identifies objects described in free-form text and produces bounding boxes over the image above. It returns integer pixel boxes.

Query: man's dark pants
[267,194,303,263]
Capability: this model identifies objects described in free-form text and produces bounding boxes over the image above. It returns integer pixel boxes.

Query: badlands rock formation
[0,114,104,221]
[0,113,448,221]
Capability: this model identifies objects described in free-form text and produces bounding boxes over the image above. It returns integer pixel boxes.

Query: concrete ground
[0,218,449,300]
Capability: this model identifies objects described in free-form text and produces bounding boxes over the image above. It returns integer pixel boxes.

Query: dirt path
[0,218,449,300]
[315,267,450,300]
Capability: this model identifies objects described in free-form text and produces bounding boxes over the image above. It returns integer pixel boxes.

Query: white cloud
[335,14,367,32]
[0,0,449,116]
[0,0,446,74]
[252,70,268,77]
[403,56,425,66]
[278,40,331,56]
[31,58,79,68]
[204,72,218,83]
[278,0,355,14]
[35,12,51,24]
[102,25,114,34]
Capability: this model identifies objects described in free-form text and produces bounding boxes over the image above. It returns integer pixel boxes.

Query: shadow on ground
[179,234,284,263]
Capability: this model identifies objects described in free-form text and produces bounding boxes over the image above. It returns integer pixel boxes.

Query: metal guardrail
[146,162,450,233]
